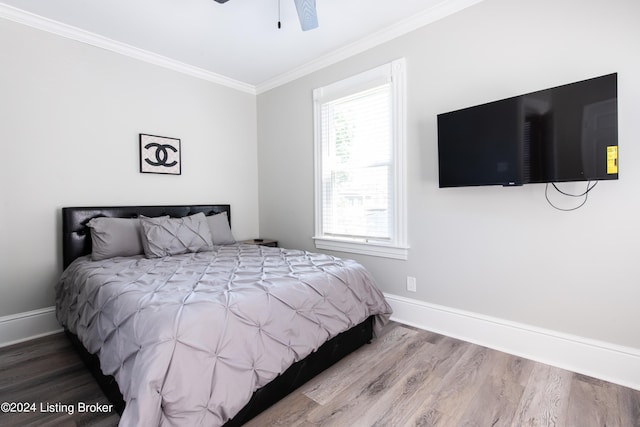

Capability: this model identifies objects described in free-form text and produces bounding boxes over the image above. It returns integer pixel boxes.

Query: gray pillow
[206,211,236,245]
[87,217,144,261]
[140,212,214,258]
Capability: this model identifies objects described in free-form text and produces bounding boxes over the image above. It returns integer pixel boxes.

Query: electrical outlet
[406,276,417,292]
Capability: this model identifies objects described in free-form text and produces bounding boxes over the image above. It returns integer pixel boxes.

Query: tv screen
[437,73,618,188]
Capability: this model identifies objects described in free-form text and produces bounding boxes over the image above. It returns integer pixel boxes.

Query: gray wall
[0,18,259,316]
[257,0,640,348]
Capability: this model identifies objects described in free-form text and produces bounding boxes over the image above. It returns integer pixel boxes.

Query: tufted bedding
[56,243,392,426]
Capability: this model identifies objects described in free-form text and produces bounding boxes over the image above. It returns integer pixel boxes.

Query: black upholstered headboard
[62,204,231,269]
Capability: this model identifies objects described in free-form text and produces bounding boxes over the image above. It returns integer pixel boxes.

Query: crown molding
[256,0,484,94]
[0,3,256,95]
[1,0,483,95]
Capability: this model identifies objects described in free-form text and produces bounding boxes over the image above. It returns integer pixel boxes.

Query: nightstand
[240,239,278,248]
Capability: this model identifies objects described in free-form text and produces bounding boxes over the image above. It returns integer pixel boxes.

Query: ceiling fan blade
[293,0,318,31]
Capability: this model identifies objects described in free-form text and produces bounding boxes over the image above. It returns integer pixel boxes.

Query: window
[313,58,407,260]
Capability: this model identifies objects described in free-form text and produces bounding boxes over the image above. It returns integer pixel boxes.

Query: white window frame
[312,58,408,260]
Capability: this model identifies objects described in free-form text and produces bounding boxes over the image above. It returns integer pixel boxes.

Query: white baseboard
[0,306,62,348]
[384,293,640,391]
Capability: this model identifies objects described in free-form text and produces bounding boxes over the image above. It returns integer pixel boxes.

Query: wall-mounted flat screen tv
[437,73,618,188]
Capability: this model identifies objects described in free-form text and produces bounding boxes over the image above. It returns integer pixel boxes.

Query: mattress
[55,244,392,426]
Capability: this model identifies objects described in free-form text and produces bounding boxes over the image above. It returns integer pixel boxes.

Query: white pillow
[206,211,236,245]
[140,212,214,258]
[87,217,144,261]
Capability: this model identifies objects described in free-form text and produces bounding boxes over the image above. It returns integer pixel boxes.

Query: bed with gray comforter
[56,243,392,426]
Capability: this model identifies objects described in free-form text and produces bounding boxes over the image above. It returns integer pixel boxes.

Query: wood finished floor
[0,322,638,426]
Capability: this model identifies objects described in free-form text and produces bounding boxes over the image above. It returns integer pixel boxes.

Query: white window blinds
[313,59,407,260]
[320,84,392,241]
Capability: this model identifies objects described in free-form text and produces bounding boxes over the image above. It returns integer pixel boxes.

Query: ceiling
[0,0,482,93]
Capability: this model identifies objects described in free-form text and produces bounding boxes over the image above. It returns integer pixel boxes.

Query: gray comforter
[55,244,392,426]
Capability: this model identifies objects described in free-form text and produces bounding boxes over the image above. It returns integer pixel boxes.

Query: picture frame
[139,134,181,175]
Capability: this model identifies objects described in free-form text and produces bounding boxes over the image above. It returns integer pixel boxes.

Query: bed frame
[61,204,374,426]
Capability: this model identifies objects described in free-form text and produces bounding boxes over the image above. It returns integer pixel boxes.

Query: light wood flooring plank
[510,364,573,427]
[371,335,471,427]
[300,321,419,405]
[455,352,535,427]
[618,383,640,427]
[243,391,318,427]
[459,372,523,427]
[404,345,496,427]
[302,329,438,426]
[566,374,622,427]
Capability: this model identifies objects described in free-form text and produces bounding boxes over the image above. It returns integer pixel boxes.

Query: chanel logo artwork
[139,134,181,175]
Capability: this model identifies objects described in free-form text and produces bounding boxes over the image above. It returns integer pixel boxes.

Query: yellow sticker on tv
[607,146,618,174]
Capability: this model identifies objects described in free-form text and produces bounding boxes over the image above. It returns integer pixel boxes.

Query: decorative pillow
[206,211,236,245]
[87,217,145,261]
[140,212,214,258]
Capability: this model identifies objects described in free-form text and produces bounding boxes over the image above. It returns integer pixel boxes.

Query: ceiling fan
[213,0,318,31]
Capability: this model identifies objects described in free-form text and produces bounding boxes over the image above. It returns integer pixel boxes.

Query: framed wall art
[139,133,181,175]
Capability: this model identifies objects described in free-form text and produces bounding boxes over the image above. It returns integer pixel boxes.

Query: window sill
[313,237,408,260]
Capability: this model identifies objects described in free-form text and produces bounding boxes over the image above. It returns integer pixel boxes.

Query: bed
[55,204,392,426]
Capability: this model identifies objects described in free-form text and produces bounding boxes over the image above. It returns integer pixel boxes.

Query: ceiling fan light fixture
[293,0,319,31]
[214,0,318,31]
